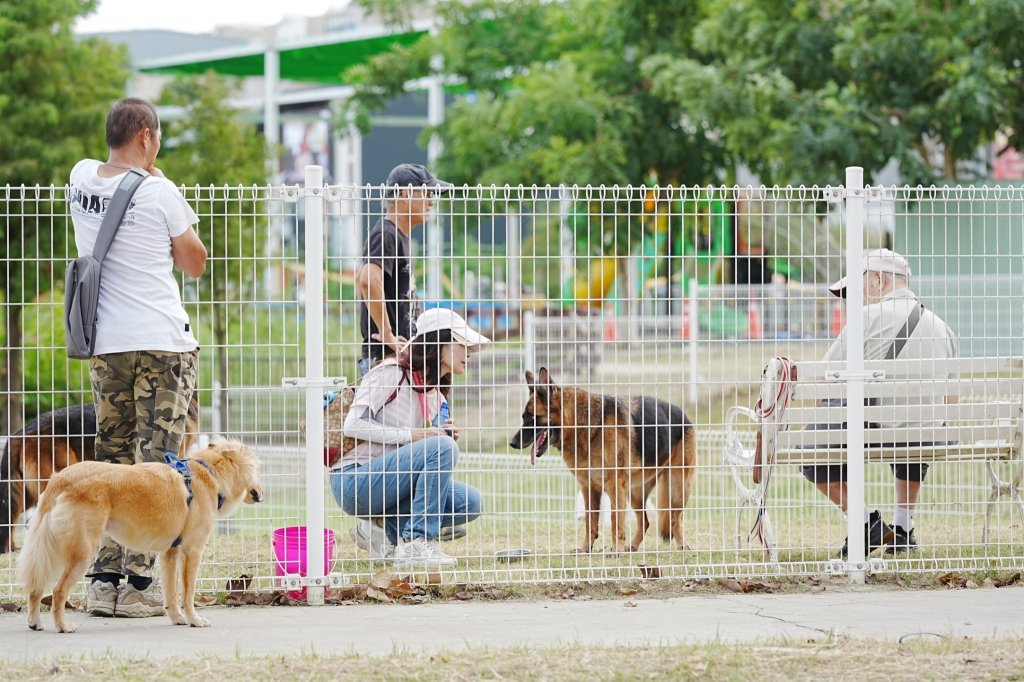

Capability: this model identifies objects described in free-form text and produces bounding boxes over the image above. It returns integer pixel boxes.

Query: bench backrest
[775,356,1023,460]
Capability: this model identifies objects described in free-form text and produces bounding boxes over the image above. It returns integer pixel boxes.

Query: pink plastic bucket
[271,526,336,600]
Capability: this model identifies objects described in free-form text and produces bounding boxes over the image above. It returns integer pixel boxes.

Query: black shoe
[838,510,895,558]
[885,526,917,554]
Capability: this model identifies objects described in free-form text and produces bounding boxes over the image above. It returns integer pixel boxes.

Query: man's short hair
[106,98,160,149]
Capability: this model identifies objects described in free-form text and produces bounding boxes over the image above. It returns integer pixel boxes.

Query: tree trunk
[2,303,23,436]
[944,145,957,180]
[214,309,229,436]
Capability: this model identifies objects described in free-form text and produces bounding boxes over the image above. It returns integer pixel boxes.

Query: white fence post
[688,278,699,406]
[303,165,327,605]
[844,166,867,585]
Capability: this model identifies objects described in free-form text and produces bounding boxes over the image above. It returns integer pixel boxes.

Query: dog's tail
[15,477,68,598]
[657,422,697,544]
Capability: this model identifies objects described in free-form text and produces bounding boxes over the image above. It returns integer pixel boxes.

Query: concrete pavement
[2,587,1022,660]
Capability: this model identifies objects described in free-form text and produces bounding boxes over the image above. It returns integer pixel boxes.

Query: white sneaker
[392,538,457,568]
[349,519,395,560]
[86,580,118,617]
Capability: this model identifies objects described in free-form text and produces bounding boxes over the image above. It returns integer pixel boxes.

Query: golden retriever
[17,440,262,633]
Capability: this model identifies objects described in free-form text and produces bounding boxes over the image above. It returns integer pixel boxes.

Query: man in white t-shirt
[803,249,958,558]
[69,97,208,619]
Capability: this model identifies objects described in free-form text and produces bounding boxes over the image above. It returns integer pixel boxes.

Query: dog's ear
[525,369,535,388]
[538,366,554,387]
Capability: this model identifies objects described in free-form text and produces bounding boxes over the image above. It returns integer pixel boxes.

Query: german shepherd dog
[18,440,263,633]
[509,368,697,553]
[1,395,200,554]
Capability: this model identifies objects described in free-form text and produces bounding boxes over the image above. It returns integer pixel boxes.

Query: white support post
[263,48,280,180]
[688,278,699,406]
[507,208,521,304]
[559,187,575,304]
[303,165,327,605]
[844,166,867,585]
[523,311,535,373]
[425,47,445,302]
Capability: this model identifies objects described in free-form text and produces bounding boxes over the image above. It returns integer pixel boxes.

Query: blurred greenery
[0,0,128,433]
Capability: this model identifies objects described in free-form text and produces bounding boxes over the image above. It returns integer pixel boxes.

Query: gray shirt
[824,288,959,431]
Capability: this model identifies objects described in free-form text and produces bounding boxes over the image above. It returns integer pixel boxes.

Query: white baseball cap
[413,308,490,350]
[829,248,911,298]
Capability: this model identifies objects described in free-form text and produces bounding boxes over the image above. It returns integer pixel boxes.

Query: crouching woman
[330,308,487,568]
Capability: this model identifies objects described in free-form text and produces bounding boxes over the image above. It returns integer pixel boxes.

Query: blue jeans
[330,436,482,543]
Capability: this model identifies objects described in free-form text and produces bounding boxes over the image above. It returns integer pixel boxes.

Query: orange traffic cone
[603,309,617,342]
[747,301,763,340]
[830,301,846,337]
[679,304,692,340]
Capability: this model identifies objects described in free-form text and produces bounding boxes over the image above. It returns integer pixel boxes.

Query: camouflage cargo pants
[86,349,198,578]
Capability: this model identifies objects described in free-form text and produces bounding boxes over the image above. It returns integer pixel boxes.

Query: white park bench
[724,356,1024,562]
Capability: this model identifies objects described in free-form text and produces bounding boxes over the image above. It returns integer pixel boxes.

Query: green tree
[158,72,269,432]
[340,0,726,299]
[0,0,128,432]
[643,0,1019,185]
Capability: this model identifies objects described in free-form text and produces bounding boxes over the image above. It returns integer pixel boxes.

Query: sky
[75,0,342,34]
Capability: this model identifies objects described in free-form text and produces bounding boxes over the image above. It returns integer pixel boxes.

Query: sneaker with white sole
[86,580,118,617]
[349,519,395,560]
[392,538,457,568]
[115,582,165,618]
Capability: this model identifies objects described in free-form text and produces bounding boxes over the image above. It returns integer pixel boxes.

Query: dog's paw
[28,622,43,632]
[677,543,692,551]
[168,614,188,626]
[189,617,211,628]
[57,623,77,634]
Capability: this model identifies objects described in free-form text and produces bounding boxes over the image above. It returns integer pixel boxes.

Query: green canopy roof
[139,29,428,85]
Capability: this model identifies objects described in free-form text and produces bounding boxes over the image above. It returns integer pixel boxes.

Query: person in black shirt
[357,163,452,376]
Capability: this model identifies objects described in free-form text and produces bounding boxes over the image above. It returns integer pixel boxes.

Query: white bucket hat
[829,248,911,298]
[413,308,490,351]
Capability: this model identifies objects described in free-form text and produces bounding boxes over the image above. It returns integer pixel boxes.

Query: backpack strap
[885,301,924,360]
[92,167,149,261]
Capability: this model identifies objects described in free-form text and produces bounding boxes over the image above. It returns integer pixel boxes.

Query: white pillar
[688,278,699,406]
[263,48,280,180]
[559,187,575,304]
[507,207,521,303]
[844,166,867,585]
[303,165,327,605]
[425,46,445,303]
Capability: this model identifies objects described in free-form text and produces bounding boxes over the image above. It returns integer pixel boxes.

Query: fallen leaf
[328,586,364,601]
[739,581,774,594]
[624,601,638,608]
[482,588,509,600]
[369,570,394,590]
[996,572,1021,588]
[638,565,662,579]
[226,574,252,594]
[1,602,21,613]
[718,578,743,593]
[938,572,958,587]
[40,595,74,609]
[453,591,473,601]
[619,588,638,596]
[366,586,392,603]
[965,580,979,589]
[982,578,997,589]
[196,594,217,607]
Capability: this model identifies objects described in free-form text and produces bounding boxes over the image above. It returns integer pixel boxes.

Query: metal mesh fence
[1,171,1021,600]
